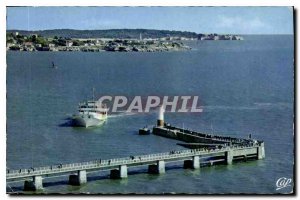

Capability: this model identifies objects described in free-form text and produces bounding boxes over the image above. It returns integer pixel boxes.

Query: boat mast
[92,87,95,101]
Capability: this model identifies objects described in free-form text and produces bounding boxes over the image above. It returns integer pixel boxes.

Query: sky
[6,6,293,34]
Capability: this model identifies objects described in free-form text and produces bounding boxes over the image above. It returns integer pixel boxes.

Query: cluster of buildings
[102,39,190,52]
[198,34,244,40]
[6,32,58,51]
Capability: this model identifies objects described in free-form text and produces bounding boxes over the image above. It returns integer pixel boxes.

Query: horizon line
[6,28,293,35]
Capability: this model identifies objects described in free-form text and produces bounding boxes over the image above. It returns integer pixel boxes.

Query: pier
[6,144,264,191]
[153,124,260,147]
[7,106,265,192]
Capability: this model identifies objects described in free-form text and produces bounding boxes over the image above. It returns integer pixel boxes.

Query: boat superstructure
[72,95,108,128]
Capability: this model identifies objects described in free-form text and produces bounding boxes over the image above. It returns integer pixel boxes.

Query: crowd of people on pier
[164,125,262,147]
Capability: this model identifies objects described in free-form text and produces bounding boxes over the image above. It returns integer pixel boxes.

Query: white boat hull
[72,115,105,128]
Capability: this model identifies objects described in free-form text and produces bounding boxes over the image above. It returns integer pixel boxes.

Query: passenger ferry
[72,90,108,128]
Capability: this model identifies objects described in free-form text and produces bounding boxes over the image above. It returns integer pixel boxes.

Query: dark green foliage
[72,40,84,46]
[7,29,199,39]
[53,38,66,46]
[35,36,49,47]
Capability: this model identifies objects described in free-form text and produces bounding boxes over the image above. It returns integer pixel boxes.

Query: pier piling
[110,165,128,179]
[23,176,43,191]
[184,156,200,169]
[69,170,87,185]
[225,150,233,165]
[148,160,165,174]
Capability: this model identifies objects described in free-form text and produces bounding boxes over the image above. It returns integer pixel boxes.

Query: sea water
[6,35,294,194]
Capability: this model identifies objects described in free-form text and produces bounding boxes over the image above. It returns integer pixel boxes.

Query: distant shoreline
[6,28,244,40]
[6,29,243,52]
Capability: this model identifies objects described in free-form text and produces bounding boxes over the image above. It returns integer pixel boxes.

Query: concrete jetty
[152,125,261,147]
[153,105,264,150]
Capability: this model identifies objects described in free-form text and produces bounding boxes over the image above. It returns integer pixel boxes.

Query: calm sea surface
[7,35,294,194]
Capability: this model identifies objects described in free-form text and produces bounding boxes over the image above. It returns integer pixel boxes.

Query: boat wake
[107,112,138,119]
